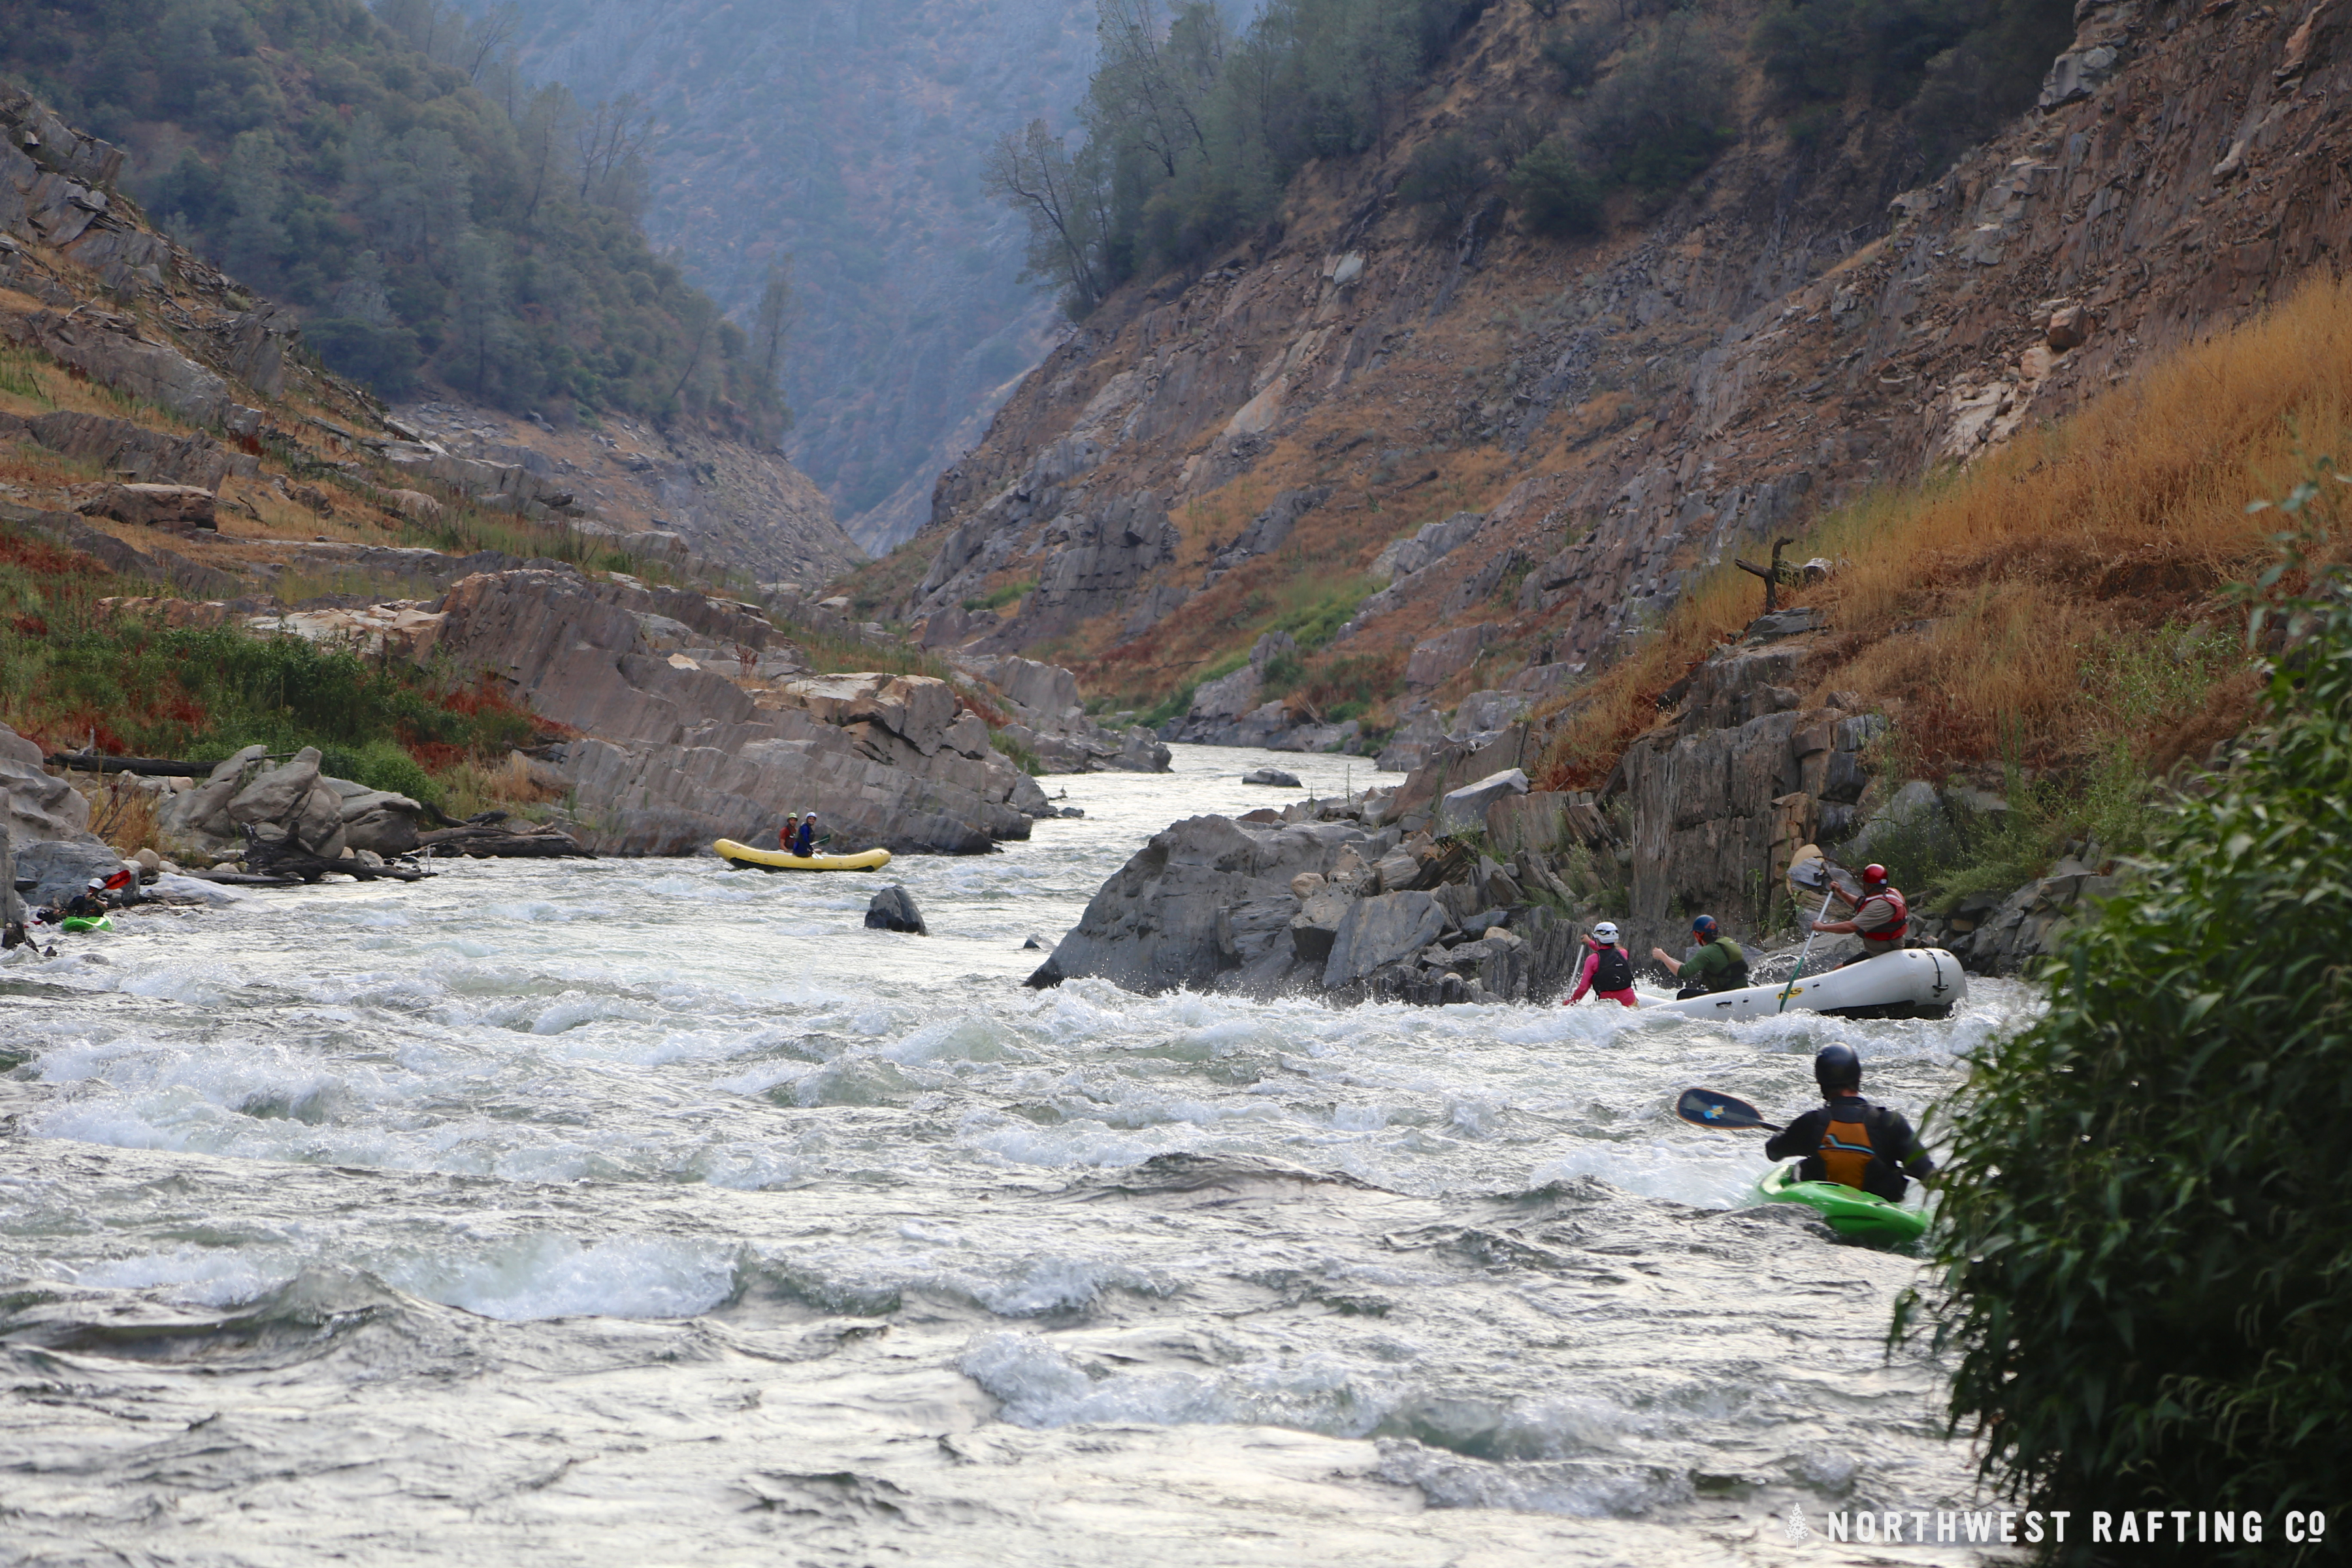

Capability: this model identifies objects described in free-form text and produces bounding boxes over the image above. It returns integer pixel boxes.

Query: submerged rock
[1242,766,1301,787]
[864,884,927,934]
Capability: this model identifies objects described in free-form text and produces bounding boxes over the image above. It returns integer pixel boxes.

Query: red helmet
[1861,863,1889,885]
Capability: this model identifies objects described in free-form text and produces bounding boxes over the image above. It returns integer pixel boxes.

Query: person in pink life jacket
[1566,921,1639,1007]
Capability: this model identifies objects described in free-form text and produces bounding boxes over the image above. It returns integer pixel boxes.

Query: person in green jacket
[1652,915,1750,998]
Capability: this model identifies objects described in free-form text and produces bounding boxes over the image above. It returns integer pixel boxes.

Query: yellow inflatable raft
[713,838,892,873]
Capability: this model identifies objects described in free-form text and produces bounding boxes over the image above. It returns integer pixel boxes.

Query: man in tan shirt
[1812,863,1910,964]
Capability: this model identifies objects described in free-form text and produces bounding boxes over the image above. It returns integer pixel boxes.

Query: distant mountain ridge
[465,0,1099,552]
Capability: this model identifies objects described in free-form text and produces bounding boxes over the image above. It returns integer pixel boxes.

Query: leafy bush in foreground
[1902,521,2351,1562]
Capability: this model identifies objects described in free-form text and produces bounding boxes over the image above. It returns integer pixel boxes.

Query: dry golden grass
[1537,274,2352,789]
[81,775,166,858]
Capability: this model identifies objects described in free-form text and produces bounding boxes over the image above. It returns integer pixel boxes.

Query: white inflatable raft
[1637,947,1967,1022]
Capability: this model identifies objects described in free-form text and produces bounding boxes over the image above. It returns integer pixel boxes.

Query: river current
[1,745,2031,1565]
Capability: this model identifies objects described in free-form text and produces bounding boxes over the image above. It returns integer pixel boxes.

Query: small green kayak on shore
[1756,1159,1930,1245]
[57,916,114,933]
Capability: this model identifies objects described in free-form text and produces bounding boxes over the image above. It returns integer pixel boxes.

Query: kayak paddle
[1676,1086,1782,1133]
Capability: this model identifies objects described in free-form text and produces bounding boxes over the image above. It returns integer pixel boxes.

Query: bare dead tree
[461,4,519,83]
[1735,536,1799,612]
[983,120,1107,312]
[574,94,655,205]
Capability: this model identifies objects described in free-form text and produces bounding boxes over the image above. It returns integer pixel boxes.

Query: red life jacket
[1857,887,1908,945]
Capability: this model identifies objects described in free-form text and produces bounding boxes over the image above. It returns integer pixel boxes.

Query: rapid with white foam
[0,745,2030,1565]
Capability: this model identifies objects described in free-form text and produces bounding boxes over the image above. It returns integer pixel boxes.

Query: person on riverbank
[1811,863,1909,964]
[1567,921,1640,1007]
[794,813,818,857]
[1765,1044,1936,1201]
[1652,915,1749,998]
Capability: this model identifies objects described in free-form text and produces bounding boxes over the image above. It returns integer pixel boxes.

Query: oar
[1778,876,1840,1014]
[1676,1086,1782,1133]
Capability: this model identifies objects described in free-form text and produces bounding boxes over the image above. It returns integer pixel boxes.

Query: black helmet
[1814,1043,1861,1094]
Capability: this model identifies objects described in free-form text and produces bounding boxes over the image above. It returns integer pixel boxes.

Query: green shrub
[319,737,444,807]
[1901,525,2352,1558]
[988,728,1046,776]
[1579,18,1733,193]
[1507,136,1603,237]
[961,578,1034,613]
[1260,651,1306,697]
[1540,21,1608,93]
[1751,0,2076,172]
[1136,689,1191,732]
[1397,130,1491,226]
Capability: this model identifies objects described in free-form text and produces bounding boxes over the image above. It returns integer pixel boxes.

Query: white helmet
[1592,921,1620,943]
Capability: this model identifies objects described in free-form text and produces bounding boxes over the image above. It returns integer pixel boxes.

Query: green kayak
[58,916,114,934]
[1756,1160,1930,1246]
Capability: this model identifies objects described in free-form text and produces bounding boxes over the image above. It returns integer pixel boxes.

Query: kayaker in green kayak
[1763,1045,1936,1202]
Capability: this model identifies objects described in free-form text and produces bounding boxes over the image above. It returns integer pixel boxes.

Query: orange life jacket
[1814,1103,1880,1191]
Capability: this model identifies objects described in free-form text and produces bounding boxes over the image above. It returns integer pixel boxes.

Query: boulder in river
[864,884,927,934]
[1036,809,1592,1005]
[1241,766,1301,787]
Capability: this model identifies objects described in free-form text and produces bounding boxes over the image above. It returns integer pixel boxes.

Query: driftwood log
[418,813,592,859]
[241,826,429,883]
[48,752,225,777]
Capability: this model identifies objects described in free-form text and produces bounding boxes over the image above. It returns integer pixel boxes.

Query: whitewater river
[1,746,2033,1565]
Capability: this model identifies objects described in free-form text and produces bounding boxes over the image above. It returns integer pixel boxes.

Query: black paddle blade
[1676,1087,1780,1132]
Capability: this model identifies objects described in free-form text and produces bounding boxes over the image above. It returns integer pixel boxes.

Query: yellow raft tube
[713,837,892,873]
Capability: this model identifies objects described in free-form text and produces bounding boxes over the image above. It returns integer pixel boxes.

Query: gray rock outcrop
[1032,801,1599,1005]
[431,569,1053,856]
[1370,511,1485,582]
[1322,891,1447,988]
[1,728,97,849]
[1435,768,1527,835]
[156,745,428,864]
[956,653,1171,774]
[16,839,128,907]
[1,410,245,493]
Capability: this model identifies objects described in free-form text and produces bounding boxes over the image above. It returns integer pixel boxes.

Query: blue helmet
[1691,914,1718,936]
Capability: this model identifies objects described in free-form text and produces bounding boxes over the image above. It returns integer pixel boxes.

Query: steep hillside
[869,0,2351,759]
[0,0,862,583]
[461,0,1098,551]
[1,86,1099,871]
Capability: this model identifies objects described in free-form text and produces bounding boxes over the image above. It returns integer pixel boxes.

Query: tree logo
[1784,1503,1813,1543]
